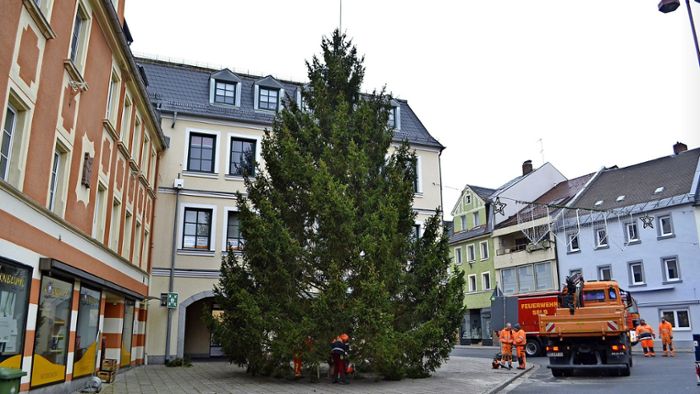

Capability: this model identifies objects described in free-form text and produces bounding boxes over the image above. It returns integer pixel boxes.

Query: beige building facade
[137,58,445,363]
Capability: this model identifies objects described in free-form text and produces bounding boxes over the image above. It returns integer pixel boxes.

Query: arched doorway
[177,291,224,359]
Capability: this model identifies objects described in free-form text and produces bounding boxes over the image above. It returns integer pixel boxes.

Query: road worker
[513,323,527,369]
[330,333,350,384]
[499,323,514,369]
[635,319,656,357]
[659,317,675,357]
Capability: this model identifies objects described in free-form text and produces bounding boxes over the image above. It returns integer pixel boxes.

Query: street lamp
[658,0,700,68]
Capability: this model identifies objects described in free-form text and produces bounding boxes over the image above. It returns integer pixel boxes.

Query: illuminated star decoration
[493,197,507,216]
[639,213,654,229]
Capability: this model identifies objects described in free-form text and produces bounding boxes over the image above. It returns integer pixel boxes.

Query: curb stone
[485,363,537,394]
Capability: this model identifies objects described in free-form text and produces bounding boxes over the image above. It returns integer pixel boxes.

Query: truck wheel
[525,339,541,357]
[551,369,564,377]
[620,365,630,377]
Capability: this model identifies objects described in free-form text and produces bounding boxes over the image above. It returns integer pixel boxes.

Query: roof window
[654,187,664,194]
[209,69,241,107]
[594,200,603,206]
[616,195,625,202]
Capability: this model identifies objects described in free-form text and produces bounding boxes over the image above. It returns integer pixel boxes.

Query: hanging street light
[658,0,700,68]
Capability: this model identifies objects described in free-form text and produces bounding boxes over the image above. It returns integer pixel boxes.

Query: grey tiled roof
[468,185,496,201]
[448,224,489,244]
[573,148,700,211]
[137,58,443,149]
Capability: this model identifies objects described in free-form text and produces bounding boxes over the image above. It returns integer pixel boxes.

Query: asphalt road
[451,347,699,393]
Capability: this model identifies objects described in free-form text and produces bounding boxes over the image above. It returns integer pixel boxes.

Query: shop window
[121,301,135,367]
[0,259,31,370]
[32,276,73,388]
[72,286,101,378]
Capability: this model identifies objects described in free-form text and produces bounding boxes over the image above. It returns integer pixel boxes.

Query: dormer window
[654,186,664,194]
[214,81,236,105]
[209,68,241,106]
[254,76,284,112]
[594,200,603,207]
[616,195,625,202]
[388,100,401,130]
[258,87,279,111]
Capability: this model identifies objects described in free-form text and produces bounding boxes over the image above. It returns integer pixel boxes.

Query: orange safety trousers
[293,354,302,377]
[516,345,526,368]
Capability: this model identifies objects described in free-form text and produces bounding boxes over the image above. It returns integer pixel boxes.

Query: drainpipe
[165,176,182,362]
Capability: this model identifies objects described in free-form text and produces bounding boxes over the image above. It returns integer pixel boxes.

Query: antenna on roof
[538,138,545,165]
[339,0,343,31]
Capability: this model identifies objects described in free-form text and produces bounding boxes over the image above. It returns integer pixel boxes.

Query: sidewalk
[89,357,531,394]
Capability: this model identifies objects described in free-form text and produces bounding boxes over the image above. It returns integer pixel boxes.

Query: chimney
[673,141,687,155]
[522,160,533,175]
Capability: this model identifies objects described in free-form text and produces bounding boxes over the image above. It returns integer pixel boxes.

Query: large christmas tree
[211,30,464,380]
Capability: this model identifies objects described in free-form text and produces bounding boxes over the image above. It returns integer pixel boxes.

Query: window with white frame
[214,81,236,105]
[1,104,18,181]
[48,148,65,212]
[92,183,107,241]
[226,211,244,251]
[412,224,421,239]
[464,193,471,205]
[70,4,89,65]
[187,133,216,173]
[387,106,397,128]
[659,215,673,237]
[569,268,582,276]
[517,265,534,293]
[109,199,121,251]
[133,221,142,265]
[467,244,476,262]
[662,257,680,282]
[120,95,131,142]
[460,215,466,231]
[480,241,489,260]
[455,247,462,265]
[182,208,212,250]
[473,212,480,227]
[598,265,612,281]
[258,87,279,111]
[625,222,639,243]
[534,261,553,290]
[501,268,516,294]
[567,233,580,252]
[468,274,477,293]
[595,228,608,248]
[482,272,491,290]
[142,230,150,269]
[229,137,256,176]
[122,210,132,258]
[629,262,645,285]
[660,309,690,330]
[105,71,119,122]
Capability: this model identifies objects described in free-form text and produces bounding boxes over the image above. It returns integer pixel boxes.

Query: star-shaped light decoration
[639,213,654,229]
[493,197,507,216]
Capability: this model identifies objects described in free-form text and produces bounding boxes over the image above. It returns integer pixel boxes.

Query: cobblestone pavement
[90,357,530,394]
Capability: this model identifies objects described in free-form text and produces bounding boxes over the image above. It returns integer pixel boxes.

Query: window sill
[594,245,609,250]
[255,108,278,114]
[414,192,424,198]
[103,119,118,140]
[117,141,130,157]
[22,0,56,39]
[176,249,215,257]
[224,174,247,181]
[183,171,219,179]
[662,279,682,285]
[566,249,581,255]
[221,250,243,257]
[625,240,641,246]
[64,60,87,87]
[629,283,647,288]
[657,234,675,240]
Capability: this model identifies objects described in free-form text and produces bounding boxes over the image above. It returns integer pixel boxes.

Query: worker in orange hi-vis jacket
[513,323,527,370]
[659,317,675,357]
[635,319,656,357]
[499,323,514,369]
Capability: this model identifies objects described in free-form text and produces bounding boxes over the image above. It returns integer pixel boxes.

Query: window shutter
[253,85,259,110]
[278,88,285,112]
[235,82,242,107]
[395,105,401,130]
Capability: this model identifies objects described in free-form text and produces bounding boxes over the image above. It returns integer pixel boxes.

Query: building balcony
[494,240,555,269]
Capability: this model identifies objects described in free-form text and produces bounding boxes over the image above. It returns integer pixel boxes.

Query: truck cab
[539,275,638,377]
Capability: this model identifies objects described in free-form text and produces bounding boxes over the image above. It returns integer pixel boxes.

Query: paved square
[91,357,526,394]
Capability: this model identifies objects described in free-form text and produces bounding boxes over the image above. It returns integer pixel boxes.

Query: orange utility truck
[538,273,640,377]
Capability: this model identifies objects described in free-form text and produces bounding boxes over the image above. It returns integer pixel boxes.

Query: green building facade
[449,185,496,345]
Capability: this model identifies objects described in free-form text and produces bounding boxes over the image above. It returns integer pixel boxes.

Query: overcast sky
[126,0,700,219]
